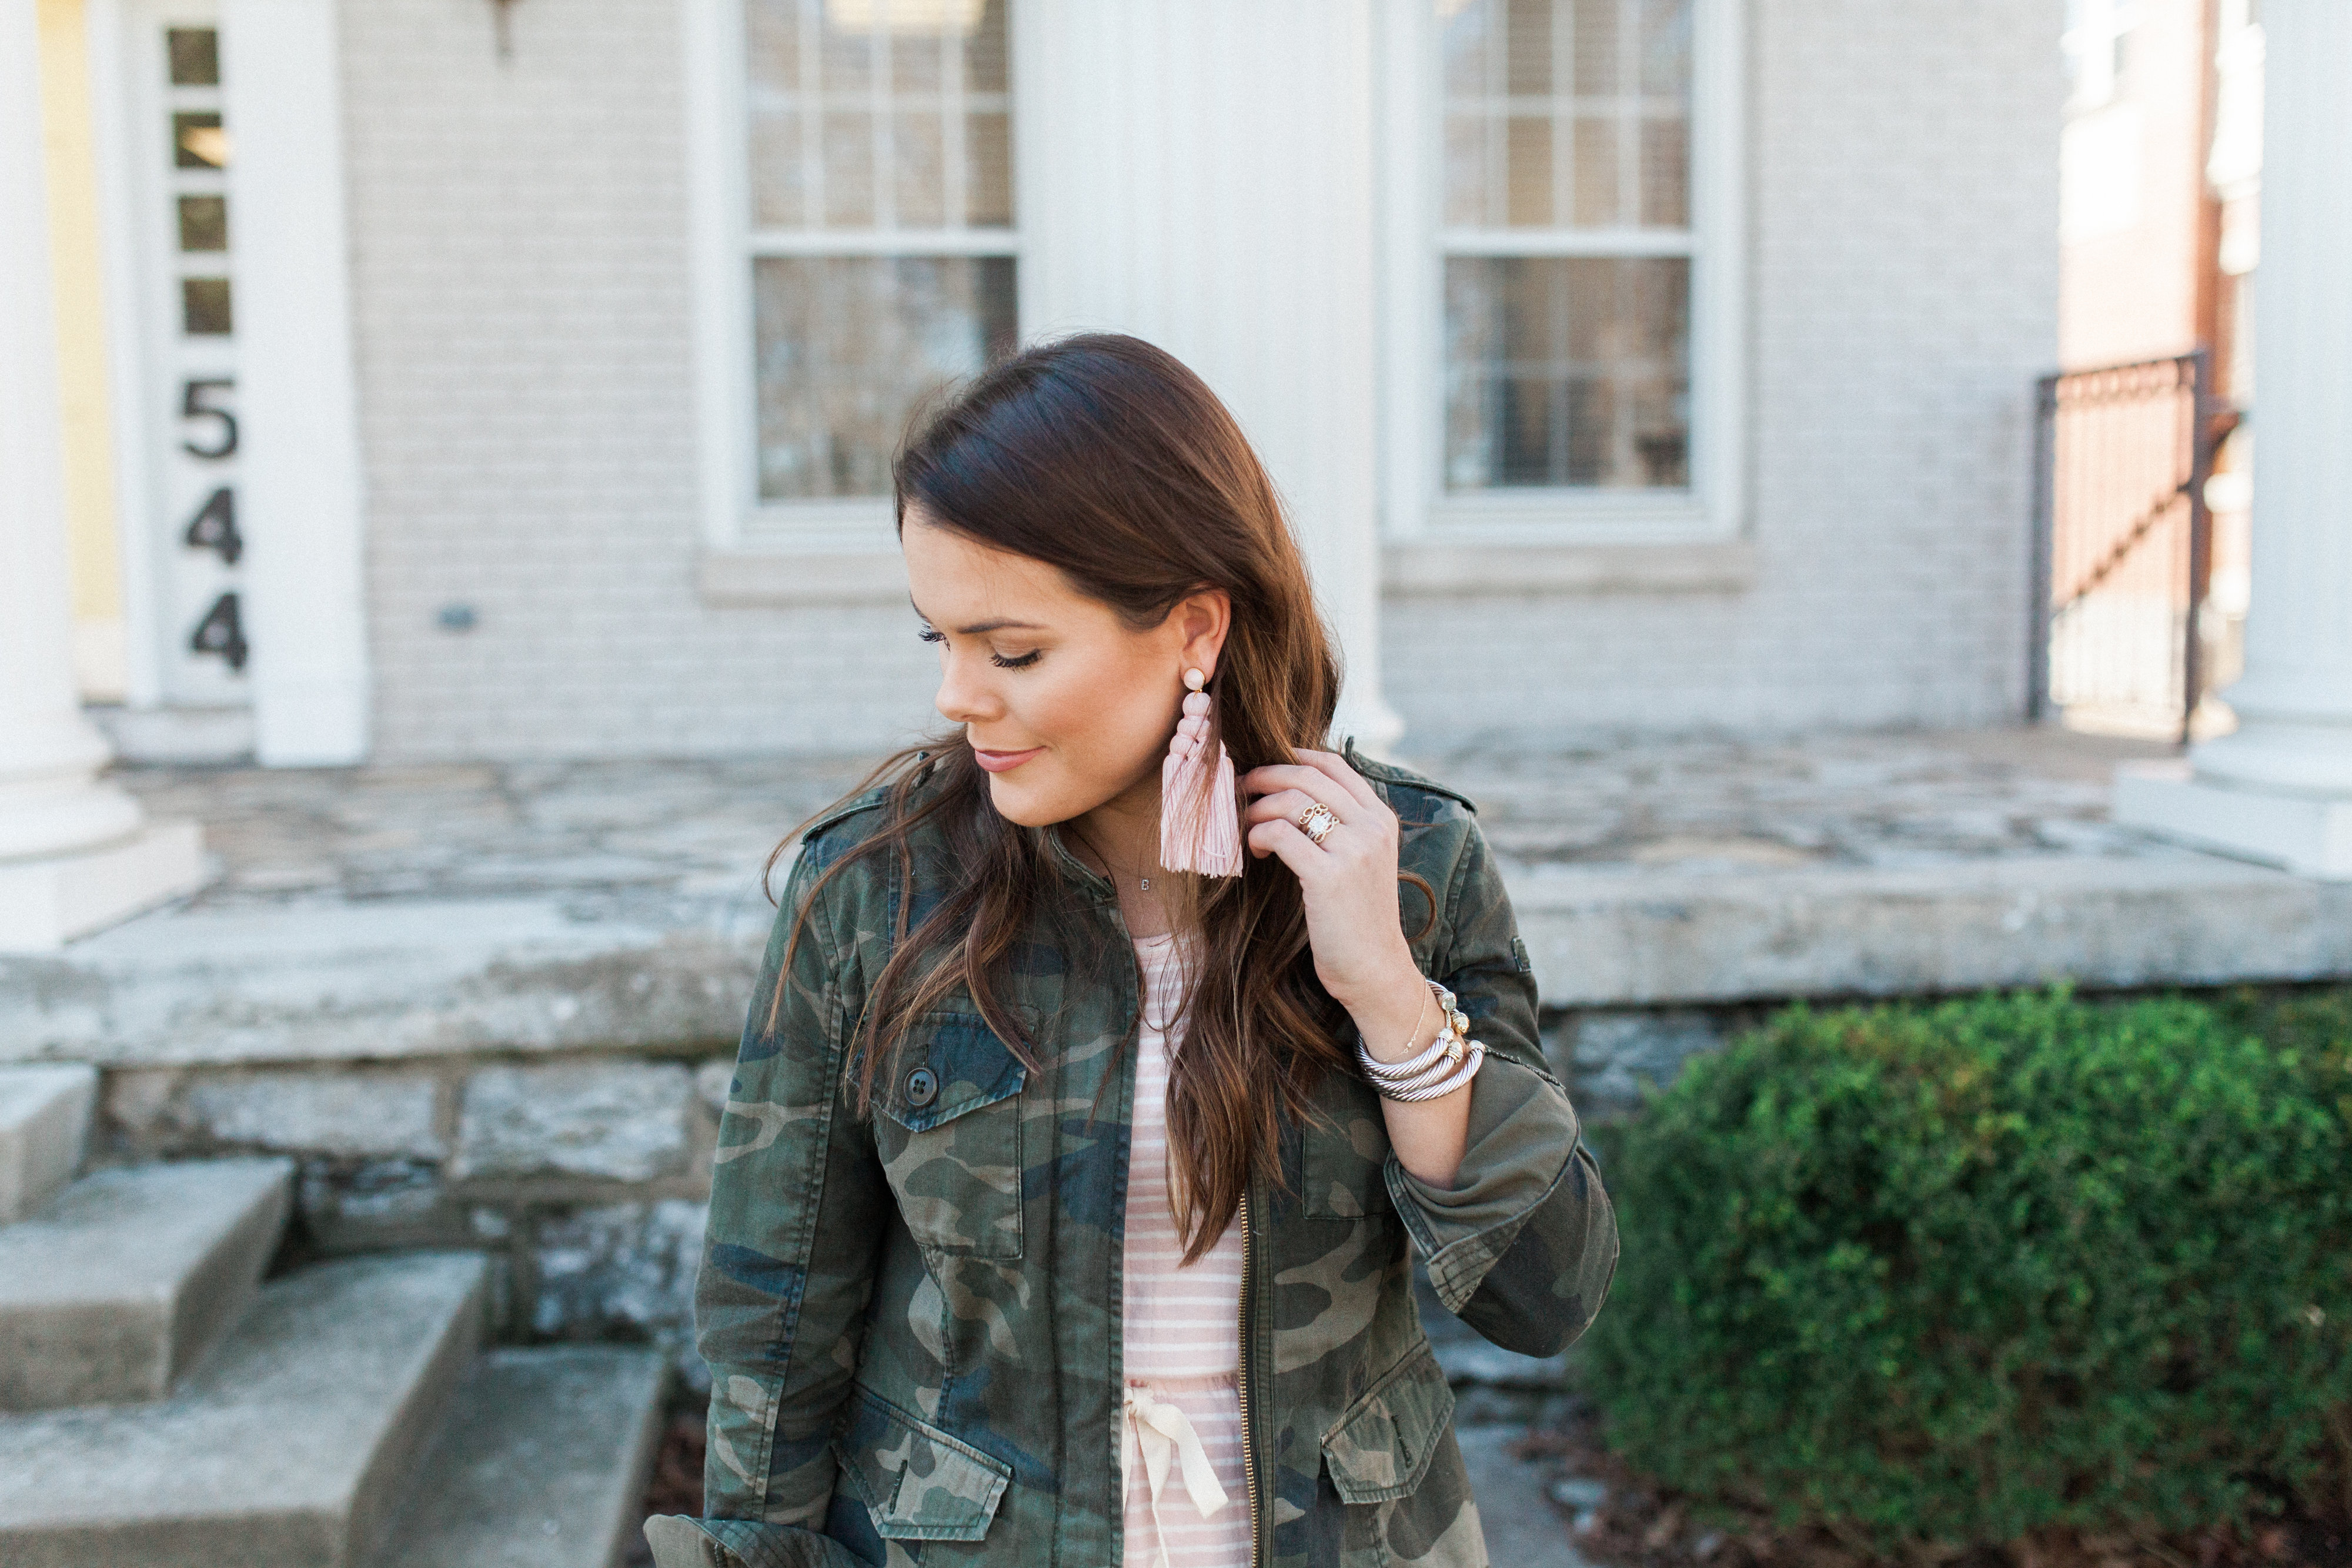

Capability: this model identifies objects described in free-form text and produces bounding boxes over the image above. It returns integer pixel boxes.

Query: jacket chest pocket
[874,1009,1030,1260]
[1301,1074,1397,1220]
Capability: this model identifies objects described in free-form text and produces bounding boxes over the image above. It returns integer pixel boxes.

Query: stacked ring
[1297,802,1339,845]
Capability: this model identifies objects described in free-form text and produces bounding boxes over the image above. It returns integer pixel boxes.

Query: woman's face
[901,510,1228,830]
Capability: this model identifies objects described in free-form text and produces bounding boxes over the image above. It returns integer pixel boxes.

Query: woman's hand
[1238,750,1428,1044]
[1240,748,1470,1186]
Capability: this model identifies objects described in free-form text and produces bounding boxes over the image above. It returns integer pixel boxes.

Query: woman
[646,335,1616,1568]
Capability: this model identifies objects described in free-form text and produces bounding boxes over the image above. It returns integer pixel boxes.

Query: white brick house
[32,0,2065,771]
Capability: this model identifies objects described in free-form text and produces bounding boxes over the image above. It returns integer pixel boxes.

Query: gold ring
[1297,803,1339,845]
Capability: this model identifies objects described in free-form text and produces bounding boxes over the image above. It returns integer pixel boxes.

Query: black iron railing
[2029,350,2234,744]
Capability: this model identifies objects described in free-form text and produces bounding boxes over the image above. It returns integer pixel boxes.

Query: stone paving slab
[372,1346,666,1568]
[1454,1423,1597,1568]
[3,729,2344,1068]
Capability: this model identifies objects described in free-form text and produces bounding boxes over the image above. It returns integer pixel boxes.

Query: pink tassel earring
[1160,667,1243,878]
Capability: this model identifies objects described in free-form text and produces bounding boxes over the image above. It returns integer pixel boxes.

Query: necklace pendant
[1139,877,1151,892]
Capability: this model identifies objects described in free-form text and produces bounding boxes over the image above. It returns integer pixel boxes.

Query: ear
[1172,588,1232,678]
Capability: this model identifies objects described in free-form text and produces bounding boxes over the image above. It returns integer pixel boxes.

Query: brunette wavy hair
[765,332,1401,1261]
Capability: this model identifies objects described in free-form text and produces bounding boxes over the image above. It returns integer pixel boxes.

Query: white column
[222,0,372,765]
[0,0,205,949]
[1017,0,1402,751]
[2115,0,2352,876]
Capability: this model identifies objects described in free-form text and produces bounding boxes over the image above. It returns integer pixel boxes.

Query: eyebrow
[910,597,1048,637]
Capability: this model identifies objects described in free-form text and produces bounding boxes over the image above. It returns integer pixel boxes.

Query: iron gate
[2028,350,2231,744]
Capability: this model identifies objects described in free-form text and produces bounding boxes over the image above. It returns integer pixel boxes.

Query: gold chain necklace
[1076,824,1155,893]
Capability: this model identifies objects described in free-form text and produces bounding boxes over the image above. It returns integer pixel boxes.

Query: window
[129,11,251,701]
[703,0,1017,547]
[1384,0,1742,545]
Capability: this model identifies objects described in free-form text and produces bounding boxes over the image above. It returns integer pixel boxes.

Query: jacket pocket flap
[833,1388,1014,1542]
[874,1008,1033,1132]
[1321,1341,1456,1504]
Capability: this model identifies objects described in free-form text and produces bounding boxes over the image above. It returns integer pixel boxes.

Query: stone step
[0,1251,486,1568]
[0,1156,293,1410]
[0,1062,96,1221]
[370,1346,668,1568]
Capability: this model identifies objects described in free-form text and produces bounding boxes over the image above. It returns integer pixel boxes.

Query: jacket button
[905,1066,938,1108]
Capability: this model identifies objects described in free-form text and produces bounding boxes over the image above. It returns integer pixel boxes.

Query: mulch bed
[1516,1415,2352,1568]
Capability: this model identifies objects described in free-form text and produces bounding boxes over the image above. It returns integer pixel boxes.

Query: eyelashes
[917,626,1041,670]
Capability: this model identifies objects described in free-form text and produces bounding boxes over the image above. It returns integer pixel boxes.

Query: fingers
[1286,748,1385,814]
[1238,762,1334,801]
[1245,814,1325,871]
[1241,786,1331,828]
[1239,754,1382,818]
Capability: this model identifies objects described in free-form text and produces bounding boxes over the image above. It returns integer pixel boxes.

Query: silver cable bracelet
[1358,978,1485,1101]
[1379,1042,1486,1102]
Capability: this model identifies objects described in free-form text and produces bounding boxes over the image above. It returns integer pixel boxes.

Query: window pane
[1439,0,1690,232]
[965,111,1011,227]
[1505,115,1552,226]
[1443,256,1689,490]
[746,0,1013,233]
[1638,0,1692,95]
[821,111,876,226]
[182,277,233,336]
[963,0,1008,93]
[1441,0,1492,96]
[894,111,946,226]
[1504,0,1552,93]
[174,111,227,170]
[748,108,807,227]
[167,27,219,86]
[754,255,1017,500]
[1568,0,1618,95]
[1641,118,1687,227]
[178,195,229,252]
[820,14,874,92]
[1573,114,1619,224]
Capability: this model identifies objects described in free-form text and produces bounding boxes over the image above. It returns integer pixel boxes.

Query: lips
[972,744,1044,774]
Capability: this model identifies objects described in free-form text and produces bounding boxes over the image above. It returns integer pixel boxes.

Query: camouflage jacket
[645,750,1617,1568]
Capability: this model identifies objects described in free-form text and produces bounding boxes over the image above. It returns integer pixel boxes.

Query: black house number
[179,377,237,459]
[188,591,248,671]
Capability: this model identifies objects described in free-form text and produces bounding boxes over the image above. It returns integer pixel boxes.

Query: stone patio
[1,723,2346,1406]
[8,724,2351,1075]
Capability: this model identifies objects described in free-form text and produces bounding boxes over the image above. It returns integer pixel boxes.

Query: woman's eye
[917,626,945,645]
[990,650,1042,670]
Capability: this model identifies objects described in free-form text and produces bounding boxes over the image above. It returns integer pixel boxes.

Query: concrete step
[0,1251,487,1568]
[371,1346,668,1568]
[0,1156,293,1410]
[0,1062,96,1221]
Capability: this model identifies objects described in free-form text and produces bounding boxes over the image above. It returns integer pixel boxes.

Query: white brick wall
[343,0,2060,761]
[343,0,939,760]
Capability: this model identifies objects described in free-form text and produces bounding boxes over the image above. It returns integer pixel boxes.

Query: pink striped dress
[1120,932,1251,1568]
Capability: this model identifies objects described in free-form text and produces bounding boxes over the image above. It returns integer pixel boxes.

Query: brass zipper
[1236,1188,1261,1566]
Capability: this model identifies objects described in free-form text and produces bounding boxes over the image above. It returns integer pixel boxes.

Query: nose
[933,650,1003,728]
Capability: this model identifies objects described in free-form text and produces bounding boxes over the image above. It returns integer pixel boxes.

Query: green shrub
[1584,989,2352,1549]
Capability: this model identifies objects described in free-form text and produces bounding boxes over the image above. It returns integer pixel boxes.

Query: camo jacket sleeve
[647,827,890,1568]
[1382,800,1619,1359]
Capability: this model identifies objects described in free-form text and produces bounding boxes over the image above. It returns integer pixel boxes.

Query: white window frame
[1377,0,1746,553]
[683,0,1022,597]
